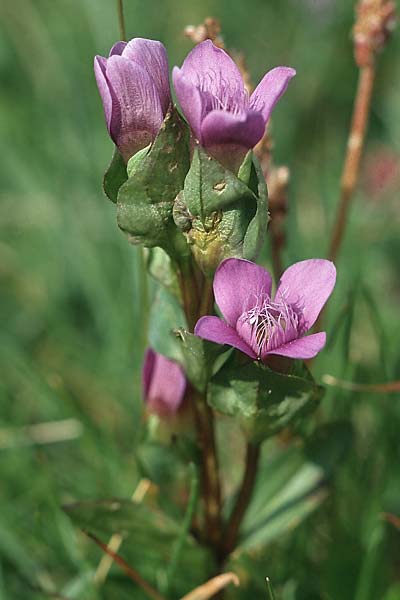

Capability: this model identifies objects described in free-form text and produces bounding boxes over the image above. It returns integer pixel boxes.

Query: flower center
[236,291,303,358]
[196,71,248,116]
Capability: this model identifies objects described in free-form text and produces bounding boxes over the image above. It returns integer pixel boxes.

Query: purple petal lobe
[172,67,203,141]
[213,258,273,328]
[250,67,296,123]
[105,55,164,160]
[201,109,265,150]
[195,316,256,359]
[122,38,171,113]
[94,56,113,132]
[143,349,186,416]
[177,40,245,105]
[275,259,336,331]
[266,332,327,359]
[109,41,127,56]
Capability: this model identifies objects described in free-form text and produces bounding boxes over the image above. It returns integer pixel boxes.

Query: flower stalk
[328,0,396,263]
[223,442,261,557]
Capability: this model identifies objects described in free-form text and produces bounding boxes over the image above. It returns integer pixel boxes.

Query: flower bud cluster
[353,0,397,67]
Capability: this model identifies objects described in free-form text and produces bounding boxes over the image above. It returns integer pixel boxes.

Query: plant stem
[116,0,127,41]
[328,64,375,263]
[177,257,223,558]
[85,530,165,600]
[223,442,260,557]
[192,386,223,552]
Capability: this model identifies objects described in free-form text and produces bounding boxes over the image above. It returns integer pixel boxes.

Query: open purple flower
[94,38,171,162]
[173,40,295,169]
[142,349,186,417]
[195,258,336,360]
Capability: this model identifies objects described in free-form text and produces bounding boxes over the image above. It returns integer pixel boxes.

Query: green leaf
[173,329,225,392]
[117,108,190,255]
[305,420,354,476]
[103,146,128,203]
[148,285,187,362]
[146,247,180,298]
[243,155,269,261]
[237,445,328,551]
[175,147,267,275]
[208,357,323,443]
[183,145,256,218]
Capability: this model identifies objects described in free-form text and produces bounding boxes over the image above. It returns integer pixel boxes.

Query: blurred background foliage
[1,0,400,598]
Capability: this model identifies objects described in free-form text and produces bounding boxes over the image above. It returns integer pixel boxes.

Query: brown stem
[116,0,127,41]
[85,530,165,600]
[177,258,223,559]
[223,442,260,557]
[328,65,375,263]
[191,386,223,552]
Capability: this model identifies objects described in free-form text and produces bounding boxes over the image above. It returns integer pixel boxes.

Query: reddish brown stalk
[85,530,165,600]
[328,65,375,263]
[322,374,400,393]
[328,0,396,263]
[223,442,260,557]
[191,386,223,552]
[177,256,223,556]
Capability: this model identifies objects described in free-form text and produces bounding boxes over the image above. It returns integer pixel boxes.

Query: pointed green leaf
[173,329,225,392]
[103,146,128,203]
[116,108,190,254]
[148,285,187,362]
[208,358,323,443]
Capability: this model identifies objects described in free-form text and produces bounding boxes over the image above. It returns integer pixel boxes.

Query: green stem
[116,0,127,40]
[266,577,276,600]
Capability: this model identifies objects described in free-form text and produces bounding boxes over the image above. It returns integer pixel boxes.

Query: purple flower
[195,258,336,360]
[173,40,296,169]
[142,349,186,416]
[94,38,171,162]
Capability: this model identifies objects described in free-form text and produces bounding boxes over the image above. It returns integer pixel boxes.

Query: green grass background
[1,0,400,598]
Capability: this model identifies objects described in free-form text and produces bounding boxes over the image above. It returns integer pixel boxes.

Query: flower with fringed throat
[195,258,336,360]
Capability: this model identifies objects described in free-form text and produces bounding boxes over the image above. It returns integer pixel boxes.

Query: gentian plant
[64,29,342,600]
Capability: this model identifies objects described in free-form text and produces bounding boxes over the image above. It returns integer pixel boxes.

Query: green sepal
[145,247,180,299]
[208,356,323,444]
[116,107,190,256]
[174,147,268,275]
[173,328,226,392]
[148,286,187,363]
[243,154,269,260]
[103,146,128,203]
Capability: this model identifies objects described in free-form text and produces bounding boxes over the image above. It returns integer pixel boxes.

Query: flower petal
[200,109,265,150]
[143,349,186,416]
[266,332,326,359]
[94,56,113,133]
[109,41,127,56]
[178,40,245,105]
[122,38,171,113]
[172,67,203,140]
[195,316,256,359]
[275,259,336,331]
[213,258,273,328]
[250,67,296,123]
[105,55,164,160]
